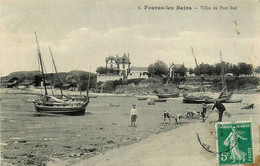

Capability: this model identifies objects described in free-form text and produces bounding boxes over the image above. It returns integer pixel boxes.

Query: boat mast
[191,47,205,92]
[220,50,227,93]
[86,66,91,98]
[49,46,63,96]
[35,32,48,96]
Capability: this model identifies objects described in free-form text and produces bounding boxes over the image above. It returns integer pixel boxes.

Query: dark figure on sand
[130,105,138,127]
[241,104,254,109]
[212,100,226,122]
[162,110,172,124]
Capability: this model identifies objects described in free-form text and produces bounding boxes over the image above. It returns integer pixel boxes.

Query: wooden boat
[183,95,215,104]
[137,96,148,100]
[33,32,89,115]
[183,50,233,104]
[154,98,167,102]
[156,93,179,98]
[224,99,242,103]
[35,100,89,115]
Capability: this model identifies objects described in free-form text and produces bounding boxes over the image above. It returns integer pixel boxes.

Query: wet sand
[0,89,259,166]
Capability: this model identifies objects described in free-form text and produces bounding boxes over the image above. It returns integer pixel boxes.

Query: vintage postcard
[0,0,259,165]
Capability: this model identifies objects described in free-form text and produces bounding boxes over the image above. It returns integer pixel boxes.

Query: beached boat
[183,50,233,104]
[224,99,242,103]
[33,32,89,115]
[156,93,179,98]
[183,95,215,104]
[154,98,167,102]
[34,97,89,115]
[137,96,148,100]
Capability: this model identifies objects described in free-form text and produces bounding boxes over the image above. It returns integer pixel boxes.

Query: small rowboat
[156,93,179,98]
[154,99,167,102]
[137,97,148,100]
[224,99,242,103]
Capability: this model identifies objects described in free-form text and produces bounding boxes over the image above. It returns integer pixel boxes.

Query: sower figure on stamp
[224,126,247,162]
[130,104,138,127]
[162,109,171,124]
[212,100,226,122]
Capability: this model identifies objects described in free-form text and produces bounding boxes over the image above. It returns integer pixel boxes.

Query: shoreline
[1,87,259,96]
[1,89,259,165]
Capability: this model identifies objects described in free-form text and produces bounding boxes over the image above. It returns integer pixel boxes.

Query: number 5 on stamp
[215,121,254,165]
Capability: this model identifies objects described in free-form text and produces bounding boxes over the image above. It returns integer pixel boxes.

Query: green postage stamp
[215,120,254,165]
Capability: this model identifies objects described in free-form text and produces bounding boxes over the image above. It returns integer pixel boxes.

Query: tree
[194,63,213,76]
[96,66,108,74]
[188,68,194,75]
[238,62,253,75]
[148,60,168,77]
[230,64,240,76]
[175,65,188,77]
[254,66,260,74]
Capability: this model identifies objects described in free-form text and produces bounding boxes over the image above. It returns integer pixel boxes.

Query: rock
[99,127,103,129]
[107,140,114,144]
[87,147,97,152]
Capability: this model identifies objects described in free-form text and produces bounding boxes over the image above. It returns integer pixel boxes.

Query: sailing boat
[218,51,233,101]
[182,49,232,104]
[33,32,89,115]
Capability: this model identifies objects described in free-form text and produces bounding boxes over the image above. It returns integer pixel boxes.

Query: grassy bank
[95,76,260,95]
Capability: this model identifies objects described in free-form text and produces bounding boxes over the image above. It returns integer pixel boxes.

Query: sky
[1,0,260,76]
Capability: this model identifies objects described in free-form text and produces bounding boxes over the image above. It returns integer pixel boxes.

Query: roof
[170,63,184,69]
[105,53,130,63]
[131,67,148,72]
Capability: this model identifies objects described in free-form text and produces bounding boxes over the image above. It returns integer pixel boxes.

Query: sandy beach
[1,89,259,166]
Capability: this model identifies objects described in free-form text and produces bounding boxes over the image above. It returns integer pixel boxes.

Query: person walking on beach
[130,105,138,127]
[162,110,172,124]
[212,100,226,122]
[201,103,207,122]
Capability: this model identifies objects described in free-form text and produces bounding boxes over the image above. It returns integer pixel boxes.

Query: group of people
[130,100,228,126]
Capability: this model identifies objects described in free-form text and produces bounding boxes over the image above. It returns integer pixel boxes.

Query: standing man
[130,104,138,127]
[212,100,226,122]
[201,103,207,122]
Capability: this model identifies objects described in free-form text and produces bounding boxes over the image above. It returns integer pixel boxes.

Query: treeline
[190,62,255,76]
[147,60,259,77]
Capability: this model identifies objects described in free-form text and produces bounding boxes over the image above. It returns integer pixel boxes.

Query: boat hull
[157,94,179,98]
[182,97,229,104]
[154,99,167,102]
[34,101,89,116]
[223,99,242,103]
[137,97,148,100]
[182,98,215,104]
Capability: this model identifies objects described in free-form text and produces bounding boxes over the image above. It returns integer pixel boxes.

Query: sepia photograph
[0,0,259,165]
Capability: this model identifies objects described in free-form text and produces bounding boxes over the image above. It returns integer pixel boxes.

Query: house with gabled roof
[105,53,131,76]
[97,53,131,82]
